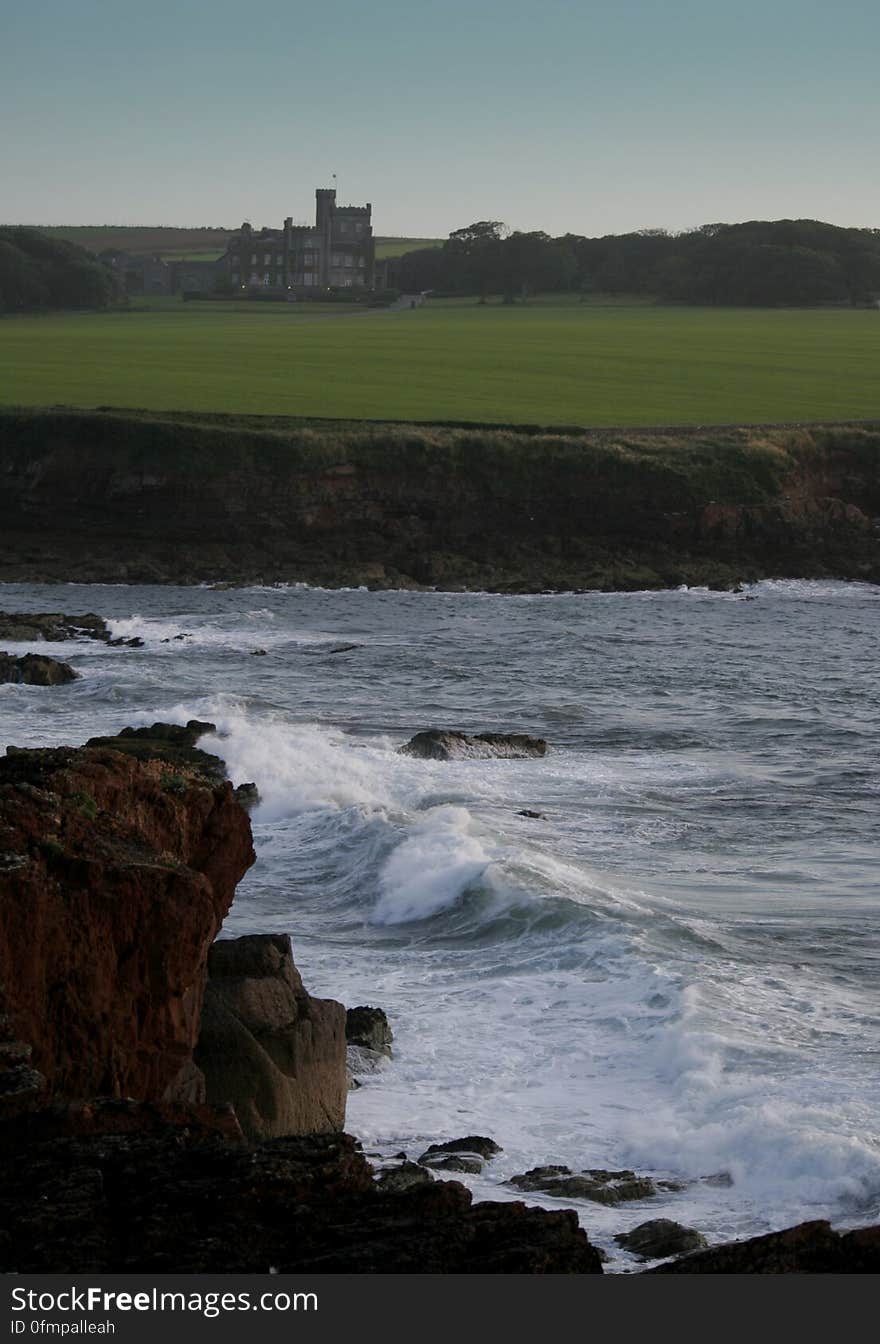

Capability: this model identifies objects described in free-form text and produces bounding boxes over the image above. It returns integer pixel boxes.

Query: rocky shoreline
[0,719,877,1273]
[0,408,878,591]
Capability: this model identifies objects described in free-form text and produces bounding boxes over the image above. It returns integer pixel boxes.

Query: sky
[2,0,879,238]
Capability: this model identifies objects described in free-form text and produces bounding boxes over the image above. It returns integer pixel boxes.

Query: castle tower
[315,188,335,286]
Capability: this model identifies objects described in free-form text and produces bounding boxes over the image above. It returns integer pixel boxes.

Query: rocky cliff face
[0,1115,600,1273]
[0,727,255,1104]
[0,409,877,589]
[196,933,348,1140]
[0,722,604,1273]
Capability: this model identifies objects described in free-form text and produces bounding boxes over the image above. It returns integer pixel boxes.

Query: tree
[443,221,507,298]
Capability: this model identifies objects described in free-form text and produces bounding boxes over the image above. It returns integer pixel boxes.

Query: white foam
[373,806,499,924]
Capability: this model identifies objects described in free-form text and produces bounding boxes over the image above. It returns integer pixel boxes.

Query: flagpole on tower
[332,172,337,198]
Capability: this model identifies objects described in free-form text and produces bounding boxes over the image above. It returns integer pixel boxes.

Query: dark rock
[517,809,547,819]
[346,1005,393,1057]
[0,1124,604,1273]
[647,1219,880,1274]
[509,1165,657,1204]
[0,611,108,643]
[400,730,548,761]
[0,653,78,686]
[702,1170,734,1187]
[377,1161,435,1193]
[233,781,260,811]
[419,1136,502,1161]
[250,648,267,656]
[107,636,144,648]
[195,934,347,1142]
[420,1153,484,1175]
[614,1218,708,1260]
[85,720,226,784]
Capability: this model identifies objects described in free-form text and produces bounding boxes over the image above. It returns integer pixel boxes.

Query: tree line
[0,228,121,313]
[390,218,880,307]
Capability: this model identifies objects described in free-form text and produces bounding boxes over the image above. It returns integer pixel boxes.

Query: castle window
[251,253,257,265]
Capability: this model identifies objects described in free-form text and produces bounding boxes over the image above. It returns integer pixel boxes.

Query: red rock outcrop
[0,733,255,1105]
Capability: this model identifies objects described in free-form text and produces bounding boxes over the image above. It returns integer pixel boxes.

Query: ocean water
[1,578,878,1268]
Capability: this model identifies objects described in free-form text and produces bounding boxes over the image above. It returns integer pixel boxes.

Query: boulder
[399,730,548,761]
[0,653,78,685]
[195,934,347,1142]
[419,1136,502,1161]
[420,1153,484,1175]
[509,1165,658,1205]
[233,782,260,811]
[614,1218,708,1260]
[346,1005,393,1057]
[376,1161,435,1193]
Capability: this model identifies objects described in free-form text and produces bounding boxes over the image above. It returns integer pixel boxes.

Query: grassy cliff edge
[0,407,878,590]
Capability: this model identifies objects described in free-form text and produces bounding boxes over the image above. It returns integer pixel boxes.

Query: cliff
[0,407,878,590]
[0,722,600,1273]
[0,723,255,1103]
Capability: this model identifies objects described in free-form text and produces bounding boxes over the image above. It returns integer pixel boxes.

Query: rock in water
[0,653,78,685]
[417,1136,502,1174]
[614,1219,708,1260]
[233,781,260,811]
[400,730,548,760]
[195,934,347,1141]
[0,611,109,643]
[509,1165,658,1204]
[346,1005,393,1057]
[420,1154,484,1174]
[419,1136,502,1161]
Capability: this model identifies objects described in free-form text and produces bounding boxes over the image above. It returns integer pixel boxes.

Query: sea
[1,577,878,1268]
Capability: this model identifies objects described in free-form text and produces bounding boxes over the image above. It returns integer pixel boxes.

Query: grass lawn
[2,297,879,426]
[374,236,443,259]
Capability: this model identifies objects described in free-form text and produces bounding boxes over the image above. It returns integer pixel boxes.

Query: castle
[220,188,375,293]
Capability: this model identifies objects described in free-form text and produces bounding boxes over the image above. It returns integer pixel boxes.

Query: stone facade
[222,188,375,294]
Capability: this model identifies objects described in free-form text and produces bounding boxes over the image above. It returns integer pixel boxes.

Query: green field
[374,236,442,259]
[2,298,879,426]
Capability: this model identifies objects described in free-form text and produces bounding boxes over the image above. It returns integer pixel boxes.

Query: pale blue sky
[3,0,878,236]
